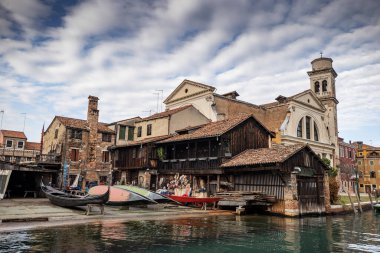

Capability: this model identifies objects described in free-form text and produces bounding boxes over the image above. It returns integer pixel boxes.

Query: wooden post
[368,191,374,209]
[216,175,220,193]
[207,175,210,196]
[347,186,357,214]
[355,192,363,213]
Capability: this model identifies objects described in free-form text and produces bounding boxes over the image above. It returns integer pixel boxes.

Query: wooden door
[297,176,325,215]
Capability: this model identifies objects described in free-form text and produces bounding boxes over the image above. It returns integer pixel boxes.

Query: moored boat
[41,183,110,207]
[88,186,156,206]
[167,195,221,204]
[115,185,178,204]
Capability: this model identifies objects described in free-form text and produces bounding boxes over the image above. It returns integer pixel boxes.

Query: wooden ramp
[216,191,277,209]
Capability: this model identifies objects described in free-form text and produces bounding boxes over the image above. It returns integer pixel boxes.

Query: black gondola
[41,182,110,207]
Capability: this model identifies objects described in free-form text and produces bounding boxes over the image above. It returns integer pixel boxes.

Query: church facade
[163,57,339,168]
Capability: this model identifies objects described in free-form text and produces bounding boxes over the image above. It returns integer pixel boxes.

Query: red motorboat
[167,195,221,204]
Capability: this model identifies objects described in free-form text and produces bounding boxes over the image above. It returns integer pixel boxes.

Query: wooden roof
[158,113,274,144]
[25,142,41,151]
[0,130,27,139]
[56,116,114,133]
[221,144,306,167]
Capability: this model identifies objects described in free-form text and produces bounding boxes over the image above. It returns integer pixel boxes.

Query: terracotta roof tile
[25,142,41,151]
[221,144,306,167]
[112,135,172,148]
[0,130,27,139]
[56,116,114,133]
[159,113,272,144]
[138,105,193,122]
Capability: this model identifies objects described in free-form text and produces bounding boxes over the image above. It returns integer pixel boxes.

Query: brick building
[338,137,356,194]
[43,96,115,188]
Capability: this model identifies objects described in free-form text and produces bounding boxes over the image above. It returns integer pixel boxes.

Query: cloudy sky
[0,0,380,145]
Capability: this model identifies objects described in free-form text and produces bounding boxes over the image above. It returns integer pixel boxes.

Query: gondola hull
[41,184,109,207]
[88,186,156,206]
[115,185,177,204]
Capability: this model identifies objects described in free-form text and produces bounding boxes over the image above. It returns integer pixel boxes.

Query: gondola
[41,183,110,207]
[88,185,157,206]
[115,185,179,204]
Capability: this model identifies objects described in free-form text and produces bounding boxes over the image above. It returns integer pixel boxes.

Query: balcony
[159,157,222,171]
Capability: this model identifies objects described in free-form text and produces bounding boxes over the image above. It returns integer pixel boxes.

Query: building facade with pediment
[163,57,339,167]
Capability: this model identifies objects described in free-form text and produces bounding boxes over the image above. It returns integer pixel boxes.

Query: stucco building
[354,141,380,193]
[0,130,41,163]
[43,96,115,188]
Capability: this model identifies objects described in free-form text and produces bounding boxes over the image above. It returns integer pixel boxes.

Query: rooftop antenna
[0,110,4,130]
[153,92,160,113]
[156,89,163,112]
[21,113,26,132]
[320,51,323,58]
[142,110,152,116]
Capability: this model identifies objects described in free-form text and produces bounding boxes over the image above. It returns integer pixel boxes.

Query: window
[305,116,311,139]
[314,81,320,93]
[70,129,82,140]
[297,119,303,138]
[70,148,79,162]
[132,148,136,158]
[147,124,152,136]
[137,126,142,137]
[54,129,58,139]
[360,184,364,187]
[6,140,12,148]
[322,80,328,92]
[370,160,374,166]
[314,122,319,141]
[17,141,24,149]
[102,151,110,163]
[102,133,112,142]
[119,126,126,140]
[128,127,134,141]
[370,171,376,178]
[4,156,11,162]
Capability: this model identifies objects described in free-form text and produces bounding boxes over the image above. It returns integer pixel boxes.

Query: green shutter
[119,126,126,140]
[128,127,134,141]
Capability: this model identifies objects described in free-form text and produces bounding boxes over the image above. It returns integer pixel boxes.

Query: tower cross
[320,51,323,58]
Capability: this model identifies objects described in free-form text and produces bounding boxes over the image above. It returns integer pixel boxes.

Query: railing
[0,152,61,164]
[158,157,222,170]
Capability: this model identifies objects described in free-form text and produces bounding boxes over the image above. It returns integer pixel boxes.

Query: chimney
[222,91,240,100]
[87,95,99,122]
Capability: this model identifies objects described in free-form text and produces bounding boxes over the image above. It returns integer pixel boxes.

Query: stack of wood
[216,191,277,207]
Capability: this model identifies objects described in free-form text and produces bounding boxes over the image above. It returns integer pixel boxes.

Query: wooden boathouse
[221,144,330,216]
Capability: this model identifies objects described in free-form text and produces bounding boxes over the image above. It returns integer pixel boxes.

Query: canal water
[1,211,379,253]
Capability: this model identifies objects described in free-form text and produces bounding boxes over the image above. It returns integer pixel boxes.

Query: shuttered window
[128,127,134,141]
[119,126,126,140]
[70,149,79,162]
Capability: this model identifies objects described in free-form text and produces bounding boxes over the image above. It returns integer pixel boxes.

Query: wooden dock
[216,191,277,209]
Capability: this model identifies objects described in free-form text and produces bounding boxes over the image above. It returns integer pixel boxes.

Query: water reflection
[1,212,379,253]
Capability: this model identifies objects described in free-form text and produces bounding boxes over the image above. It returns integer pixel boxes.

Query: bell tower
[307,56,339,167]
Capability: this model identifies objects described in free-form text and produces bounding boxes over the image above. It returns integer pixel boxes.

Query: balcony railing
[159,157,222,171]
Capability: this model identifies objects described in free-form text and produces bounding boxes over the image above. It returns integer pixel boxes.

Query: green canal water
[1,211,379,253]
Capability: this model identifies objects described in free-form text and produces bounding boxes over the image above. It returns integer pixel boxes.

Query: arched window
[297,118,303,137]
[305,116,311,139]
[322,80,328,92]
[314,81,320,93]
[314,122,319,141]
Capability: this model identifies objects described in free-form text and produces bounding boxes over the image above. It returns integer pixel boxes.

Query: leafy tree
[322,157,340,204]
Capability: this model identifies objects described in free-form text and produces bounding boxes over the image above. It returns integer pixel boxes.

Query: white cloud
[0,0,380,145]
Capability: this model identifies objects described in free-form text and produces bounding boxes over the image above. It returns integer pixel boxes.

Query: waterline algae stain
[1,212,379,252]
